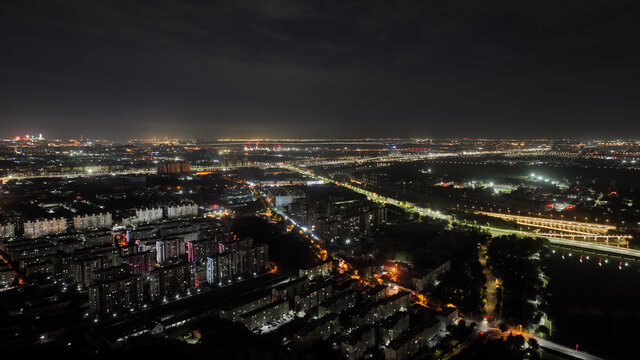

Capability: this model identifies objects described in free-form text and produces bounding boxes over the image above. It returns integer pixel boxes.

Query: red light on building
[187,241,195,262]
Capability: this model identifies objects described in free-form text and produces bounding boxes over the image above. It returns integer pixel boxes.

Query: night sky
[1,1,639,139]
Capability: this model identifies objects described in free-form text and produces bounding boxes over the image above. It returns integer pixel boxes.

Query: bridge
[534,233,631,244]
[475,211,618,235]
[480,226,638,258]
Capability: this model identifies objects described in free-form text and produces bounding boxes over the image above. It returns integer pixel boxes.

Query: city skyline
[1,2,639,358]
[1,131,639,359]
[5,134,640,142]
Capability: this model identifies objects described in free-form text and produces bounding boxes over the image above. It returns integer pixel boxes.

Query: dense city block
[0,138,638,359]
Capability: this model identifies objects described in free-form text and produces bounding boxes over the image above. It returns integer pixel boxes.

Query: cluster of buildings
[0,214,270,316]
[209,258,457,360]
[206,237,268,285]
[0,223,15,238]
[1,202,197,241]
[0,153,473,354]
[122,203,199,225]
[0,260,12,288]
[269,185,387,242]
[91,227,268,315]
[221,186,256,208]
[72,213,113,231]
[23,217,69,238]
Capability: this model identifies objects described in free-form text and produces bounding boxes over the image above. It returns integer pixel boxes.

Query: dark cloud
[1,0,639,139]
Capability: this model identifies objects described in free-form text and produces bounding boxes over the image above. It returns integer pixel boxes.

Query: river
[547,250,640,359]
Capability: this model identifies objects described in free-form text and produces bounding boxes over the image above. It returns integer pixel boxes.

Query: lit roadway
[7,153,636,260]
[1,148,540,183]
[441,314,608,360]
[478,226,640,258]
[1,164,253,182]
[287,165,640,260]
[472,322,606,360]
[536,337,606,360]
[478,243,498,316]
[286,164,614,359]
[0,155,432,182]
[0,169,157,183]
[287,165,450,220]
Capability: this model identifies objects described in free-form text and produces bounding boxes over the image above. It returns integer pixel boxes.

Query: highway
[287,164,450,220]
[0,155,427,183]
[282,163,617,359]
[283,162,619,359]
[1,148,541,183]
[479,226,640,258]
[288,164,640,259]
[7,156,636,260]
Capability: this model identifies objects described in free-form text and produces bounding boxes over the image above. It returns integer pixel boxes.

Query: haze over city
[2,2,640,360]
[2,0,640,139]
